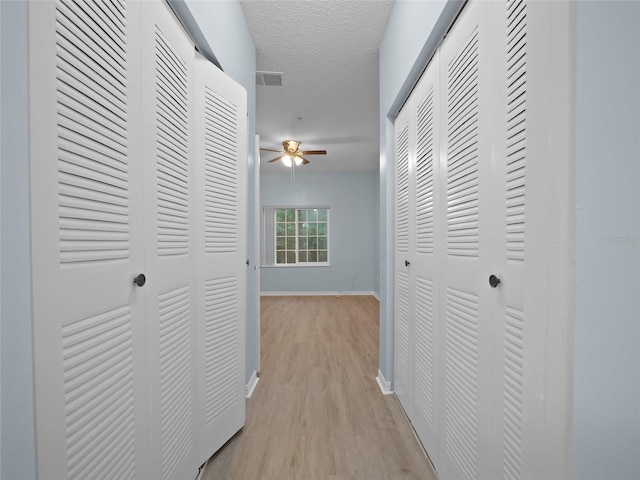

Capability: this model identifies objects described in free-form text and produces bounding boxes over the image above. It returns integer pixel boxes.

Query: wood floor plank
[202,296,436,480]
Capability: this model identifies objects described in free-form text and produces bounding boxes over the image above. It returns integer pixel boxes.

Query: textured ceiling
[240,0,395,173]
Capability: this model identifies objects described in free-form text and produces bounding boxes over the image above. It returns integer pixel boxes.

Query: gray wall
[378,0,449,383]
[0,2,36,479]
[373,169,380,296]
[185,0,259,383]
[572,1,640,478]
[261,173,376,295]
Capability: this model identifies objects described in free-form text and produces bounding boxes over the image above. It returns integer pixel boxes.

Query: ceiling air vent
[256,71,284,87]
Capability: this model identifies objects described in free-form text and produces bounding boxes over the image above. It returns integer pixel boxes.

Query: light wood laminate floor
[202,295,436,480]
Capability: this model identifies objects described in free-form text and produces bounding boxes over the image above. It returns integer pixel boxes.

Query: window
[265,207,330,266]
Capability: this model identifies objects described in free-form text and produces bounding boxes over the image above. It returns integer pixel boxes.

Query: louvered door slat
[396,124,410,253]
[394,270,411,401]
[415,276,435,424]
[501,1,528,478]
[204,88,239,254]
[506,0,527,263]
[204,277,240,423]
[445,288,479,480]
[416,89,435,254]
[158,286,193,480]
[446,29,480,258]
[154,26,190,257]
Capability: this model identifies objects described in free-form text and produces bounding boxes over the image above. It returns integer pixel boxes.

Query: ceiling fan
[260,140,327,167]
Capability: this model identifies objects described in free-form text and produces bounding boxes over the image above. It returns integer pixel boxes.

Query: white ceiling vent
[256,71,284,87]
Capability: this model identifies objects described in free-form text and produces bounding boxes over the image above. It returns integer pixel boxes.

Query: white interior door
[194,54,247,463]
[393,106,414,415]
[29,1,148,478]
[141,2,198,478]
[490,2,574,478]
[437,2,501,478]
[409,49,443,468]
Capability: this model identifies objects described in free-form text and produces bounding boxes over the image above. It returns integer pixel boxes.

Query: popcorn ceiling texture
[241,0,394,173]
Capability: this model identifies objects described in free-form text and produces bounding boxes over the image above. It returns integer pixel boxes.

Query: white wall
[184,0,259,383]
[0,2,36,479]
[378,0,454,383]
[260,173,376,295]
[572,2,640,478]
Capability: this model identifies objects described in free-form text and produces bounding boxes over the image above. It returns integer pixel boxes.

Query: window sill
[261,263,331,268]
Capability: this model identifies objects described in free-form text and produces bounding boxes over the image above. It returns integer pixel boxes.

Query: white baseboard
[376,369,393,395]
[261,290,377,297]
[372,291,380,301]
[245,371,259,399]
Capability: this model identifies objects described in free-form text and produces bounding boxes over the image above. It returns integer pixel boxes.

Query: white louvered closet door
[29,1,148,478]
[141,2,198,479]
[194,54,247,464]
[393,105,414,413]
[489,2,573,478]
[393,1,571,479]
[437,2,502,479]
[409,49,443,468]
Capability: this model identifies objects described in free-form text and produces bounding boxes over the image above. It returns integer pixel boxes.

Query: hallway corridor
[203,296,435,479]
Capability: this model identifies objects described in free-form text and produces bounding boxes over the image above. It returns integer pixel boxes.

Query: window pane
[308,251,317,262]
[276,209,285,222]
[318,222,327,235]
[286,237,296,249]
[298,210,306,221]
[299,237,307,249]
[309,237,317,249]
[298,223,307,236]
[287,223,295,236]
[277,223,285,236]
[298,251,307,262]
[318,209,327,221]
[286,251,296,263]
[276,251,285,264]
[318,251,327,262]
[318,237,327,249]
[308,209,318,221]
[276,237,285,249]
[286,209,295,222]
[308,223,317,236]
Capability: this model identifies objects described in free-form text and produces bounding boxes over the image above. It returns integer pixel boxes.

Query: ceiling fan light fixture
[262,140,326,166]
[283,140,300,153]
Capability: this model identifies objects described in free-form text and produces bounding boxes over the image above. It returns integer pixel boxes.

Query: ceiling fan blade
[260,147,283,153]
[299,150,327,155]
[268,155,286,163]
[299,156,310,165]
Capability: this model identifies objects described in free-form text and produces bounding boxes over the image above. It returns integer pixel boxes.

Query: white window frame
[263,206,330,267]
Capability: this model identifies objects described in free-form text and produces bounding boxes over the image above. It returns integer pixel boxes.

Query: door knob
[134,274,146,287]
[405,260,410,267]
[489,274,501,288]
